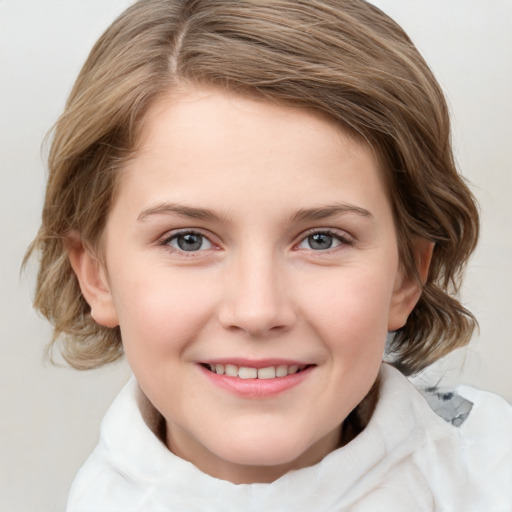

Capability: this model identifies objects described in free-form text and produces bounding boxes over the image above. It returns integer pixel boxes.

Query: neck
[166,423,342,484]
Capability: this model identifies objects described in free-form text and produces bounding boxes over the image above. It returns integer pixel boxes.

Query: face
[73,86,422,483]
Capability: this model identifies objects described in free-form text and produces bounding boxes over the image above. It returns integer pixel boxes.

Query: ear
[66,233,119,328]
[388,238,434,332]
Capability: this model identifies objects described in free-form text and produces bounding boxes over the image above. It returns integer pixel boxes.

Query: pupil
[309,233,333,250]
[177,233,202,251]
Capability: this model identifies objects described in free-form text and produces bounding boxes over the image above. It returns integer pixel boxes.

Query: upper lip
[198,358,313,369]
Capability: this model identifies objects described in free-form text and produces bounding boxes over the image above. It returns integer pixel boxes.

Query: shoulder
[66,376,210,511]
[416,378,512,510]
[377,365,512,510]
[66,377,159,511]
[456,385,512,478]
[457,383,512,428]
[66,443,125,512]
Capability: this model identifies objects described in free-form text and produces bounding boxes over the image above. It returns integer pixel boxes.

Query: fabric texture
[66,364,512,512]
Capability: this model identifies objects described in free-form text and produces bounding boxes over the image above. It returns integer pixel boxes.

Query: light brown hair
[27,0,479,374]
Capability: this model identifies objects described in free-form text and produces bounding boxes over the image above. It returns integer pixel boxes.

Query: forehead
[114,86,391,222]
[138,86,364,158]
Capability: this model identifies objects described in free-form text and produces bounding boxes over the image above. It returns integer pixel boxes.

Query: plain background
[1,1,511,510]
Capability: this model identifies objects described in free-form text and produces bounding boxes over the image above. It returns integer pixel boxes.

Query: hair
[26,0,479,374]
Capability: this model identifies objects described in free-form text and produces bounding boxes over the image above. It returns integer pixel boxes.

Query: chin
[223,442,302,467]
[213,427,333,470]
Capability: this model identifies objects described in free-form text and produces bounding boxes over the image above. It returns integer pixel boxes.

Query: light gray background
[1,1,511,510]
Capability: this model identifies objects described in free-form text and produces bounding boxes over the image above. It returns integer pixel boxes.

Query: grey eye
[307,233,334,250]
[169,232,212,252]
[298,232,345,251]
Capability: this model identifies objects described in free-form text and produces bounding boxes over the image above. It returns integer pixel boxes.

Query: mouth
[200,362,315,380]
[198,360,316,397]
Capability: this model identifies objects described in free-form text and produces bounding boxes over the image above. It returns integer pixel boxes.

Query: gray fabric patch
[420,387,473,427]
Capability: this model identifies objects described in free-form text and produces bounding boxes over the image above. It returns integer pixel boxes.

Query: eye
[164,231,213,252]
[297,230,352,251]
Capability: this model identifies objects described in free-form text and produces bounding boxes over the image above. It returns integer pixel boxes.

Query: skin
[69,86,430,484]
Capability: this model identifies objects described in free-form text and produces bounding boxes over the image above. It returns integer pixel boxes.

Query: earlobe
[388,238,434,332]
[66,233,119,328]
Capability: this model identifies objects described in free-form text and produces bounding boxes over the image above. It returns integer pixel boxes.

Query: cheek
[297,266,395,352]
[110,270,219,360]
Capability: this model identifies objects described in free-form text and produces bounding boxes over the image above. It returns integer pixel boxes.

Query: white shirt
[67,364,512,511]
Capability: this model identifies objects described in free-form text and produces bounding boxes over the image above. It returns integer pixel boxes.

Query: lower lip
[199,365,314,398]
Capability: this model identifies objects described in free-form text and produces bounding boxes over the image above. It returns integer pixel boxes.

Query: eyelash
[158,228,354,255]
[159,230,215,256]
[295,228,354,252]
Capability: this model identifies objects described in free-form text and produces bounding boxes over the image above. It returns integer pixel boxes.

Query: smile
[202,363,312,379]
[199,361,316,397]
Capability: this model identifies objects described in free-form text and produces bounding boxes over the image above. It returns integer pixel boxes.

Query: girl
[27,0,511,510]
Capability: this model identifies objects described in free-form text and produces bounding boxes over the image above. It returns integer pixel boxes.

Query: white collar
[97,364,457,510]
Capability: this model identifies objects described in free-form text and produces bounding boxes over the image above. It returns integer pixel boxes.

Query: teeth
[205,363,308,379]
[276,365,288,377]
[225,364,238,377]
[257,367,276,379]
[239,367,258,379]
[288,365,299,375]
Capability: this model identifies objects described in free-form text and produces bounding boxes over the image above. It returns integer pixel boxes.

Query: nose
[217,250,297,337]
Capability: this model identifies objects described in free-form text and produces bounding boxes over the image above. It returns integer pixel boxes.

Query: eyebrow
[290,203,374,222]
[137,202,230,223]
[137,201,374,224]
